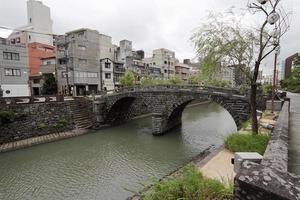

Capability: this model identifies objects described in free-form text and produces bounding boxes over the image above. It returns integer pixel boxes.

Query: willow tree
[192,0,290,134]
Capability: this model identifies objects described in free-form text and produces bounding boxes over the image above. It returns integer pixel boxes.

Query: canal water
[0,102,236,200]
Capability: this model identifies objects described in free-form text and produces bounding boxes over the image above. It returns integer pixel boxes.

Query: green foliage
[241,120,250,129]
[54,119,68,128]
[262,84,272,95]
[41,74,57,95]
[224,132,269,155]
[188,75,202,85]
[169,75,182,85]
[143,165,233,200]
[205,79,232,88]
[281,66,300,93]
[141,76,182,86]
[191,11,254,82]
[120,70,135,87]
[37,122,46,130]
[0,111,27,125]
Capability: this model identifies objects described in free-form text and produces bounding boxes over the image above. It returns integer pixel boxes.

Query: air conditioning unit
[232,152,263,173]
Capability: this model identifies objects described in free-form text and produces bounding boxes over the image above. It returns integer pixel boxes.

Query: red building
[28,42,55,76]
[285,53,298,79]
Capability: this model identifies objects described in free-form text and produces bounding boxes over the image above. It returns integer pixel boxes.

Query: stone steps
[0,129,88,153]
[67,99,93,129]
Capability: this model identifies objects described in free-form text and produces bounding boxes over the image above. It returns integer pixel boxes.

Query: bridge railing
[104,85,244,96]
[0,95,64,105]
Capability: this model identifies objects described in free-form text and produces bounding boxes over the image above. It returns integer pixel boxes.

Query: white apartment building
[0,39,30,97]
[100,58,114,91]
[8,0,53,46]
[143,48,177,79]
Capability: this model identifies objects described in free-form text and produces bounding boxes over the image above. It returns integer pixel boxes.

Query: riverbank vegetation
[142,165,233,200]
[224,132,269,155]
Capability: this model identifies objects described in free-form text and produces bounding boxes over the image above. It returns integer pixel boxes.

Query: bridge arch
[105,96,136,124]
[152,94,250,135]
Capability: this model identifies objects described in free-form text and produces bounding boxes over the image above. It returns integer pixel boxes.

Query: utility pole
[271,49,279,113]
[167,55,170,79]
[65,39,70,96]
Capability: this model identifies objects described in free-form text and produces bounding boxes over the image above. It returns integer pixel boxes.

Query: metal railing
[0,95,64,105]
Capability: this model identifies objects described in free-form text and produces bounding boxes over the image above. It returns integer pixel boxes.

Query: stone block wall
[234,100,300,200]
[0,102,75,144]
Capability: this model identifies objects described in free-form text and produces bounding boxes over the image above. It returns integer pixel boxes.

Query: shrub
[0,111,27,125]
[224,132,269,155]
[54,119,68,128]
[142,165,233,200]
[37,122,46,130]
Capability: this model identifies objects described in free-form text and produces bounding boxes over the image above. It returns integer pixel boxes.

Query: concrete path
[0,129,87,153]
[288,92,300,174]
[198,149,235,184]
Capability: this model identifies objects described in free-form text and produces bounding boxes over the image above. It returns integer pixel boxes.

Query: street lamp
[257,0,269,4]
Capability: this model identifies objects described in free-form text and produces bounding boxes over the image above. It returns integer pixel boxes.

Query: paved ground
[199,149,235,184]
[288,92,300,174]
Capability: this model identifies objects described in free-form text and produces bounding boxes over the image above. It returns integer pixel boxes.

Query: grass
[142,165,233,200]
[224,132,269,155]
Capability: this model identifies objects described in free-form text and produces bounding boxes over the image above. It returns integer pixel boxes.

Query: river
[0,102,236,200]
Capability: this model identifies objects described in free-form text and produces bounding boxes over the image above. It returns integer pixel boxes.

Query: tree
[120,70,135,87]
[192,1,290,134]
[169,75,182,85]
[191,11,254,83]
[41,74,57,95]
[248,0,290,133]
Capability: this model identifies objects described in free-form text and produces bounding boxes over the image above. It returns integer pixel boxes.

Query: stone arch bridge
[93,85,251,135]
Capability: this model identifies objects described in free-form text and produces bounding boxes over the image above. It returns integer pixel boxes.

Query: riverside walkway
[288,92,300,174]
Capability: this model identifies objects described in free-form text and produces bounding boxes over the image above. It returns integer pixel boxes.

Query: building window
[46,61,52,65]
[105,62,111,69]
[29,35,31,40]
[87,72,98,78]
[30,18,32,23]
[78,45,86,50]
[33,79,40,84]
[10,39,15,44]
[16,37,20,43]
[79,59,87,64]
[164,69,167,73]
[62,71,71,78]
[105,73,111,79]
[3,52,20,60]
[164,61,167,64]
[4,68,21,76]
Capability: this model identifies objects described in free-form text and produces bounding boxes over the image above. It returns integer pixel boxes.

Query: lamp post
[167,55,170,80]
[271,45,280,113]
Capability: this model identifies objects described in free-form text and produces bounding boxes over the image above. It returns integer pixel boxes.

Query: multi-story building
[56,29,101,96]
[100,58,114,91]
[114,62,126,88]
[8,0,53,46]
[143,48,177,79]
[284,53,299,79]
[175,63,191,82]
[0,39,30,97]
[28,42,55,76]
[29,56,56,95]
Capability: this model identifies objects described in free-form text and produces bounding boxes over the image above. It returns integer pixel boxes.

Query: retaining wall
[234,99,300,200]
[0,102,75,144]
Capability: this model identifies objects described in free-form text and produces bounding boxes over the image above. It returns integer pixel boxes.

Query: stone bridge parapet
[93,85,251,135]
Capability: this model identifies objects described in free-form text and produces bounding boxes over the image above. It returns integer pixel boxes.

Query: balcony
[114,67,126,73]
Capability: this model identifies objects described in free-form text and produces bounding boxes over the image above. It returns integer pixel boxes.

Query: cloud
[1,0,299,74]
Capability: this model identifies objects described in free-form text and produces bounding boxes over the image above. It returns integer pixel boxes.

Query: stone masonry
[94,85,251,135]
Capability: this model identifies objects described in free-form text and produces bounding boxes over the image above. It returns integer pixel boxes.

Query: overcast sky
[0,0,300,75]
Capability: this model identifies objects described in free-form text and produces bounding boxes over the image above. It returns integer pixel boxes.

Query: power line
[0,25,58,37]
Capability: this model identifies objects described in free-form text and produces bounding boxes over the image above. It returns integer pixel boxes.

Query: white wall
[1,84,30,97]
